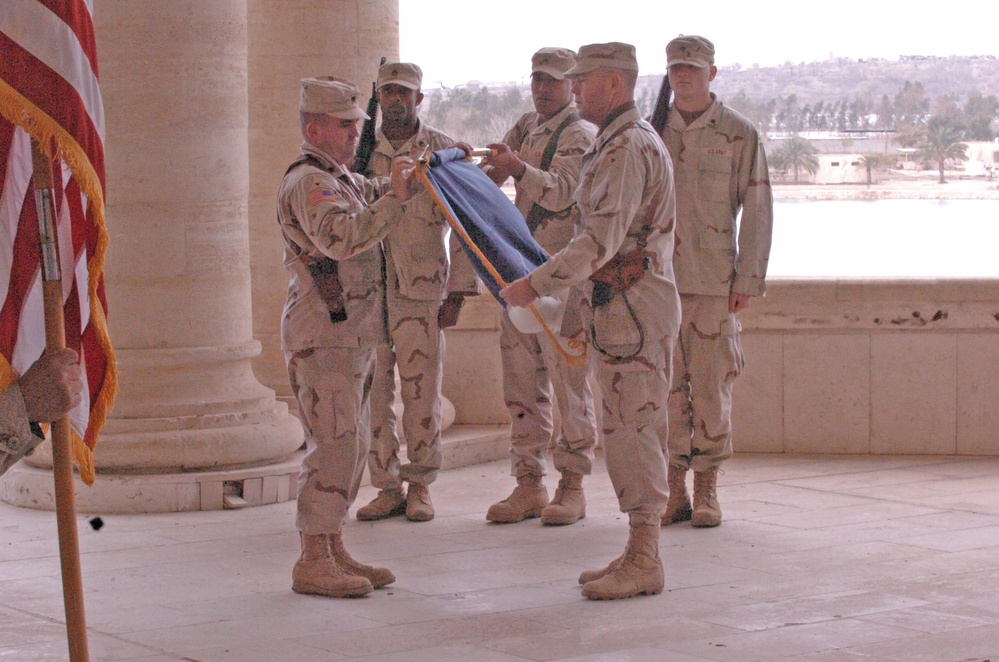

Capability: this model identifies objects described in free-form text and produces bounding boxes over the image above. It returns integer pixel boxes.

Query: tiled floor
[2,452,999,661]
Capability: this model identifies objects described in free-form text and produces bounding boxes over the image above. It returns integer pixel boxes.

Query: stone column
[3,1,304,513]
[246,0,399,404]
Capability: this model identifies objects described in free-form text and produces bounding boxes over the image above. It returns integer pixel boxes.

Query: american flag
[0,0,116,485]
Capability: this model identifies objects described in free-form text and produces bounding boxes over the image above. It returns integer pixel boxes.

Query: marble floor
[2,452,999,661]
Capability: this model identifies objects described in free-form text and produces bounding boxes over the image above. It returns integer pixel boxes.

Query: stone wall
[734,278,999,455]
[440,278,999,457]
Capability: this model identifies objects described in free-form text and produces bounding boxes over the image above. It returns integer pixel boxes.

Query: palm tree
[771,135,819,183]
[916,122,969,184]
[858,153,894,186]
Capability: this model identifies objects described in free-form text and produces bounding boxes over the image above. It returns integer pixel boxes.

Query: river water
[768,199,999,278]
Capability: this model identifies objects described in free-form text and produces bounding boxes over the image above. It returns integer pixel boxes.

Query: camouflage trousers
[367,293,444,490]
[286,346,375,535]
[593,333,675,526]
[667,294,745,472]
[499,309,598,479]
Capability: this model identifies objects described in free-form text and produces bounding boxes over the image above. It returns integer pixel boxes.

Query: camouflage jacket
[368,121,479,301]
[528,106,681,360]
[501,105,597,254]
[660,95,773,298]
[277,143,400,350]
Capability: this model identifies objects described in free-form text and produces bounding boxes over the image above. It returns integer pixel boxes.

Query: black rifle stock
[352,56,386,175]
[650,74,672,134]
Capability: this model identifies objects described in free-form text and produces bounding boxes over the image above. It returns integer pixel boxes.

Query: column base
[0,453,302,514]
[0,425,510,513]
[439,424,509,471]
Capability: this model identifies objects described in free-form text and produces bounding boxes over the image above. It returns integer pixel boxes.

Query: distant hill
[429,56,998,147]
[640,55,999,105]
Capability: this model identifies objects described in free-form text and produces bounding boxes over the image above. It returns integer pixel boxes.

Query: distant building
[767,134,999,184]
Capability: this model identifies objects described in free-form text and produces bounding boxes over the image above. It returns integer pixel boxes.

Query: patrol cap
[666,35,715,68]
[300,76,369,119]
[377,62,423,90]
[563,42,639,77]
[531,47,577,80]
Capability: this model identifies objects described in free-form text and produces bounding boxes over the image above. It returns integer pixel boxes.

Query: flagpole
[31,139,91,662]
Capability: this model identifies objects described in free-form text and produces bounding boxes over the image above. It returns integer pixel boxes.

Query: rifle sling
[281,154,348,323]
[281,154,339,269]
[525,111,581,234]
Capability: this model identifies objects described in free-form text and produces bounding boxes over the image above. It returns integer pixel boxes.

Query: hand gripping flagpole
[413,150,586,366]
[31,138,91,662]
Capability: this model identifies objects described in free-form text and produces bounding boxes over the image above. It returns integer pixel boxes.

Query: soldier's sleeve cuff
[0,384,43,459]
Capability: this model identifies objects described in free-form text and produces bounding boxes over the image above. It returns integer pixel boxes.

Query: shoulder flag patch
[308,188,338,206]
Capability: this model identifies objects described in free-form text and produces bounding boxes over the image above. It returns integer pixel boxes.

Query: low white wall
[735,278,999,455]
[445,279,999,456]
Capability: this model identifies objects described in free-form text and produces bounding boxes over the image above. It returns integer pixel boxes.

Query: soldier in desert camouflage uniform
[480,48,599,527]
[500,43,681,601]
[657,35,773,529]
[277,76,413,598]
[354,62,479,523]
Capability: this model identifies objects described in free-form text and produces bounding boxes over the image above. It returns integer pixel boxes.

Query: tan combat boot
[540,471,585,526]
[292,533,372,598]
[577,553,623,585]
[356,488,406,521]
[581,522,664,600]
[692,466,722,528]
[329,533,395,589]
[405,482,435,522]
[661,465,692,526]
[486,474,549,523]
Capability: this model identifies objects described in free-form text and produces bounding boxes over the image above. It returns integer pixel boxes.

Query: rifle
[649,74,672,134]
[352,56,386,175]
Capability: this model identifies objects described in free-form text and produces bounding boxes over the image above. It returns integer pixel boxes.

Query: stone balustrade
[444,279,999,457]
[734,278,999,455]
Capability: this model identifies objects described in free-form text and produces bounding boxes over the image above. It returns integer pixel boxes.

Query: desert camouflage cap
[564,42,639,77]
[377,62,423,90]
[666,35,715,68]
[300,76,369,120]
[531,47,577,80]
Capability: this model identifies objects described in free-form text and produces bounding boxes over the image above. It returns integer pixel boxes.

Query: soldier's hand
[500,277,539,308]
[437,294,465,329]
[484,143,526,180]
[390,156,415,201]
[19,348,83,423]
[453,142,474,159]
[729,292,751,314]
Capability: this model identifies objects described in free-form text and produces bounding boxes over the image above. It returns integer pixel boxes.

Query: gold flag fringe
[0,79,118,486]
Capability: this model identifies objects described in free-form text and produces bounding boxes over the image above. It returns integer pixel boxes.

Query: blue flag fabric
[423,148,549,303]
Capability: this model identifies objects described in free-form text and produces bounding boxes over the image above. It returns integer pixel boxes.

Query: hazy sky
[400,0,994,87]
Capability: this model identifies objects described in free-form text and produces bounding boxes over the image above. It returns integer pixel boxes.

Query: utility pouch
[306,257,347,324]
[588,250,649,308]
